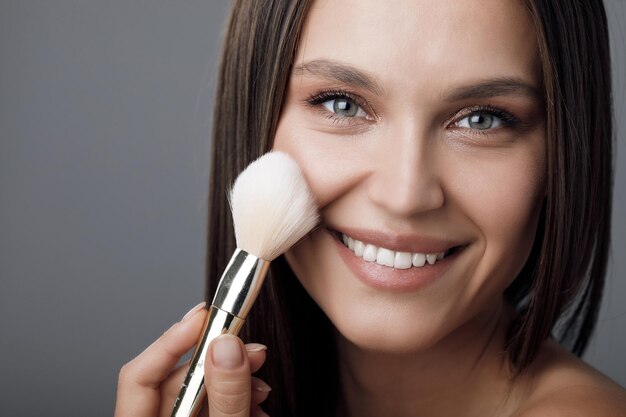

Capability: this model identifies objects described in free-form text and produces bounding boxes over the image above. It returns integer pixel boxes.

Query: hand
[114,303,271,417]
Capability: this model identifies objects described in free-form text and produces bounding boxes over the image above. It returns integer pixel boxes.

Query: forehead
[296,0,540,93]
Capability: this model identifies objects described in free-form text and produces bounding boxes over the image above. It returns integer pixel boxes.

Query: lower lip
[330,231,458,292]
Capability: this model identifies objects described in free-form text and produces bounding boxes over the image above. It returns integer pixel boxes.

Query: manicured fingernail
[254,380,272,392]
[212,335,243,369]
[245,343,267,352]
[181,302,206,321]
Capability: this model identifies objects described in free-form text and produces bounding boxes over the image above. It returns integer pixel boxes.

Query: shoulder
[512,340,626,417]
[514,384,626,416]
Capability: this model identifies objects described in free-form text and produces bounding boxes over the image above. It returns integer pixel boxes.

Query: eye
[306,89,373,123]
[456,111,504,130]
[321,97,368,118]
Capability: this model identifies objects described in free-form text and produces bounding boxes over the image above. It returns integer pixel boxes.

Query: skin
[273,0,626,416]
[114,1,626,416]
[275,0,546,354]
[114,304,272,417]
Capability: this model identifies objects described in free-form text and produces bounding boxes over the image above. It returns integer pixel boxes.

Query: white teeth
[376,248,395,267]
[394,252,412,269]
[354,240,365,256]
[412,253,426,267]
[363,244,378,262]
[340,233,447,269]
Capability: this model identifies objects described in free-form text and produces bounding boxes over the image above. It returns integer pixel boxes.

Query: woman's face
[273,0,546,352]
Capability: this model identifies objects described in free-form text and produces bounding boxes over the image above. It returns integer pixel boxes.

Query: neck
[336,300,525,417]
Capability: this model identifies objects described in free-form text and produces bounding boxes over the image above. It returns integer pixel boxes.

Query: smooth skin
[273,0,626,416]
[114,303,271,417]
[273,0,546,414]
[114,0,626,416]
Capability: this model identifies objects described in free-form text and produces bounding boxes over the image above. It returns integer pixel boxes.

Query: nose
[366,127,444,217]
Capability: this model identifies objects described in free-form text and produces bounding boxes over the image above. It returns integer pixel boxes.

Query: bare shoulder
[512,339,626,417]
[515,384,626,416]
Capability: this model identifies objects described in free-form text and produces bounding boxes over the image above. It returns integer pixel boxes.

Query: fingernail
[212,335,243,369]
[181,302,206,322]
[255,380,272,392]
[245,343,267,352]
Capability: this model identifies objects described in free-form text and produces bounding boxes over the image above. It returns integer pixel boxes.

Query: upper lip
[328,225,466,254]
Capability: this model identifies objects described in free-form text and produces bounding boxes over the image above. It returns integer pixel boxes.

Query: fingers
[115,302,208,417]
[251,406,271,417]
[251,377,271,405]
[161,343,267,417]
[205,334,253,417]
[115,303,271,417]
[245,343,267,374]
[160,342,267,411]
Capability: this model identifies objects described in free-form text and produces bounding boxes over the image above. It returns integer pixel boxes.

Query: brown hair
[205,0,613,414]
[504,0,613,371]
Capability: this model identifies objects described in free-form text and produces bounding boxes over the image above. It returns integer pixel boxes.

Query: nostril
[366,169,445,217]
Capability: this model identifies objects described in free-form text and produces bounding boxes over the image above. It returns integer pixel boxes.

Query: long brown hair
[205,0,613,414]
[504,0,613,371]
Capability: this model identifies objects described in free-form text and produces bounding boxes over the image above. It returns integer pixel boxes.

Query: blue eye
[322,97,367,118]
[457,112,504,130]
[307,90,371,122]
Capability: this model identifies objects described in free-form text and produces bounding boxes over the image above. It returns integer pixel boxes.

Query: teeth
[394,252,412,269]
[340,233,446,269]
[412,253,426,267]
[363,244,378,262]
[376,248,395,267]
[354,240,365,256]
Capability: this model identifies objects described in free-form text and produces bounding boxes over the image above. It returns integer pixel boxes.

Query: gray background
[0,1,624,416]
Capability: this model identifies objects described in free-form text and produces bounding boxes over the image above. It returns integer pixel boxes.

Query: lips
[328,227,466,292]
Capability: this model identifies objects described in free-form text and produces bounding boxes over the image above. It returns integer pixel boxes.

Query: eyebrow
[293,59,542,102]
[443,78,542,102]
[293,59,385,95]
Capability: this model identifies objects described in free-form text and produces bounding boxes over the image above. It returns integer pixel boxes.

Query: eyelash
[306,89,374,126]
[305,89,524,134]
[452,104,523,135]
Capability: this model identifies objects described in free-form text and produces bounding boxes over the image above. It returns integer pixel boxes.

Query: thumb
[205,334,251,417]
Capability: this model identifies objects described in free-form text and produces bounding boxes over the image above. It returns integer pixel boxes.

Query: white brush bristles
[229,151,319,261]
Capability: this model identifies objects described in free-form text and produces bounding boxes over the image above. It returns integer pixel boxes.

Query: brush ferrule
[212,249,270,318]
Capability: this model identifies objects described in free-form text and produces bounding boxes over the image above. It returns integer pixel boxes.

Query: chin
[309,284,465,355]
[327,296,505,357]
[336,319,451,354]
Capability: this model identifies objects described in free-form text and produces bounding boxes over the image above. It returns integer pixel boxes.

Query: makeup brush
[171,151,319,417]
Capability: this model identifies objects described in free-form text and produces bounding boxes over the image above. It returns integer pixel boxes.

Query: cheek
[272,108,370,208]
[465,164,542,237]
[283,229,340,307]
[451,139,546,291]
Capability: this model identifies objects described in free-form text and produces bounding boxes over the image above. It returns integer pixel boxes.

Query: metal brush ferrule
[212,249,270,318]
[170,249,270,417]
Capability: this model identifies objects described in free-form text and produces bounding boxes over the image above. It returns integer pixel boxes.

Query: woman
[115,0,625,416]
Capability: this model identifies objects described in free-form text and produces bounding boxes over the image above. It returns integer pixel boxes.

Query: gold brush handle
[170,305,245,417]
[172,250,269,417]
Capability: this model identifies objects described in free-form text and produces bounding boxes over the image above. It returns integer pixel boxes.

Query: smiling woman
[114,1,623,417]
